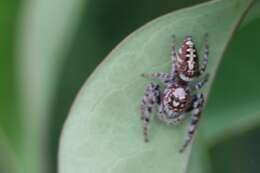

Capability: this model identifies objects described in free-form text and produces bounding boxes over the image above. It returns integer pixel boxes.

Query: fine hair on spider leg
[140,83,161,142]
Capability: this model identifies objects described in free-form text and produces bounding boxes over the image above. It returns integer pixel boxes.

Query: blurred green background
[1,0,260,173]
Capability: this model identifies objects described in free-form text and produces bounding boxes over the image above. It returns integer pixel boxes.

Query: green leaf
[16,0,87,172]
[0,0,21,147]
[49,0,207,166]
[242,0,260,26]
[209,125,260,173]
[0,0,22,172]
[187,135,211,173]
[0,129,19,173]
[202,18,260,144]
[59,0,254,172]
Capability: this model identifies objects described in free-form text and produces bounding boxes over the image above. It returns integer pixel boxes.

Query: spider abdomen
[177,36,200,81]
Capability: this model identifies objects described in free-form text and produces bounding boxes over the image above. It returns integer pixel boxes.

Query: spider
[140,34,209,152]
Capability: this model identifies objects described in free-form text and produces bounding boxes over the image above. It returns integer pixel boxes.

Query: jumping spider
[140,34,209,152]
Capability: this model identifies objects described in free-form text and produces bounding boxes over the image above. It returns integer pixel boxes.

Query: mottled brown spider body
[163,83,192,115]
[176,36,200,81]
[140,34,209,152]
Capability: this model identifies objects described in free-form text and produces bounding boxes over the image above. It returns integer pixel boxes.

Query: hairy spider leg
[142,72,171,81]
[140,83,161,142]
[179,93,204,153]
[141,72,174,85]
[171,34,177,74]
[200,33,209,74]
[190,73,209,90]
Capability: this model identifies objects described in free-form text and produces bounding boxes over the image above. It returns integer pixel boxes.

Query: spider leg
[141,83,161,142]
[200,33,209,74]
[179,93,204,153]
[171,34,177,74]
[190,73,209,90]
[141,72,173,84]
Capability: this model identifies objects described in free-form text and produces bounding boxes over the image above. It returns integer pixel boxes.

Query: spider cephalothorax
[140,34,209,152]
[163,83,192,115]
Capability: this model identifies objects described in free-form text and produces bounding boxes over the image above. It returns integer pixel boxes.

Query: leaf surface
[59,0,254,172]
